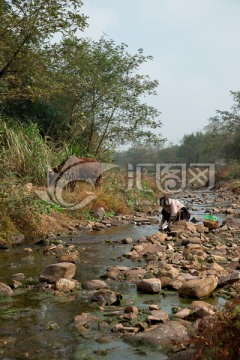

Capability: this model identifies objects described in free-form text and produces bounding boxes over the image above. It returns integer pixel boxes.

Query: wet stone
[137,278,161,294]
[39,262,76,283]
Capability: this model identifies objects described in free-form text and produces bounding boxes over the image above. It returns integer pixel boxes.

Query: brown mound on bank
[39,212,79,237]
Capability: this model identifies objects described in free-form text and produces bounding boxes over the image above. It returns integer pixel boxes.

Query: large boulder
[178,275,218,298]
[39,262,76,283]
[137,278,161,294]
[124,321,189,347]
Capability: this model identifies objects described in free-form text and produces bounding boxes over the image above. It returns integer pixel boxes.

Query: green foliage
[207,91,240,163]
[78,210,97,222]
[32,199,64,214]
[104,211,116,218]
[0,120,52,183]
[44,36,162,155]
[0,0,87,81]
[0,1,163,158]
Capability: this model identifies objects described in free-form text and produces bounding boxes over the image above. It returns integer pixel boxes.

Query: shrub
[192,297,240,359]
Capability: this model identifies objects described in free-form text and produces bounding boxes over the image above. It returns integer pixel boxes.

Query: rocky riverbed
[0,189,240,359]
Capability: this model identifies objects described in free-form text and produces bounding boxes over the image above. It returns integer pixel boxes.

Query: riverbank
[0,188,240,359]
[1,171,240,249]
[0,170,162,248]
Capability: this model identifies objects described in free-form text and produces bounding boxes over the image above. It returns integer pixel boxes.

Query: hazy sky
[81,0,240,144]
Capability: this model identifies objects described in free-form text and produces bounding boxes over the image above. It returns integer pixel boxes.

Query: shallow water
[0,192,227,360]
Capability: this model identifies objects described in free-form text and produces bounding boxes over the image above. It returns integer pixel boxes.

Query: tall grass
[0,119,54,184]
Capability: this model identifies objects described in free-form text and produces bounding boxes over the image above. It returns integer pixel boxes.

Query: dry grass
[191,297,240,360]
[62,169,161,216]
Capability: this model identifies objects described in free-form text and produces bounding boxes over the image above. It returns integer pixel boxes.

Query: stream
[0,191,230,360]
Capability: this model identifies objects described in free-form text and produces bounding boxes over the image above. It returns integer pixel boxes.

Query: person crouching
[159,196,190,231]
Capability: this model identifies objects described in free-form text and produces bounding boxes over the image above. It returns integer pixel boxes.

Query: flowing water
[0,191,229,360]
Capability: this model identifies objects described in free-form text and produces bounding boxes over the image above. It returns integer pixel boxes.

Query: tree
[0,0,87,100]
[45,36,162,156]
[176,132,213,165]
[207,91,240,162]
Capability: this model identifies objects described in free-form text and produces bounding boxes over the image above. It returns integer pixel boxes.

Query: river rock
[133,244,163,260]
[0,282,14,296]
[58,253,79,263]
[146,232,167,244]
[195,224,209,233]
[55,278,76,292]
[137,278,161,294]
[170,277,185,290]
[121,237,133,244]
[157,264,180,279]
[221,217,240,229]
[167,349,197,360]
[169,221,197,235]
[124,306,139,314]
[182,237,202,246]
[209,262,227,274]
[112,323,139,333]
[39,262,76,283]
[178,275,218,298]
[82,279,109,290]
[12,273,26,282]
[91,289,122,306]
[148,310,168,324]
[183,244,206,260]
[125,268,147,283]
[211,254,228,263]
[74,313,101,332]
[172,308,191,319]
[92,223,107,230]
[192,307,215,318]
[11,233,25,246]
[11,280,22,288]
[102,266,130,280]
[94,207,105,220]
[189,300,216,312]
[217,270,240,287]
[124,321,189,347]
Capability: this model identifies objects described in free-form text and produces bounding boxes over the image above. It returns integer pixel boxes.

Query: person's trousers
[161,207,190,222]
